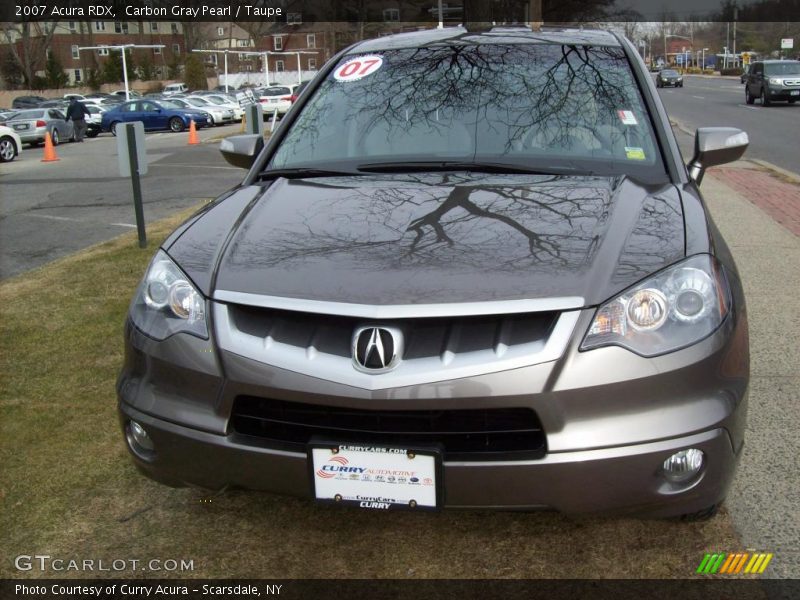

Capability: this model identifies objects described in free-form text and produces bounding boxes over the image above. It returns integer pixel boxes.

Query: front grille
[227,304,558,360]
[231,396,547,461]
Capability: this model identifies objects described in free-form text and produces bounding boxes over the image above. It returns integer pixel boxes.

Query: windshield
[9,110,44,119]
[205,96,226,105]
[270,43,666,181]
[661,70,679,76]
[262,87,291,96]
[765,62,800,75]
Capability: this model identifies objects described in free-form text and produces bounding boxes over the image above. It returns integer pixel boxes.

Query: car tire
[745,86,755,104]
[51,129,60,145]
[110,122,120,136]
[761,88,771,106]
[679,83,683,87]
[0,136,17,162]
[678,502,722,522]
[789,99,796,104]
[87,130,100,138]
[169,117,186,133]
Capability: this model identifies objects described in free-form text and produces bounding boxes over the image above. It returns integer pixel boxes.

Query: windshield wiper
[356,161,577,175]
[259,167,363,180]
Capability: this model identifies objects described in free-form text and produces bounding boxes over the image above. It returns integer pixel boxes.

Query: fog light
[662,448,704,483]
[127,420,155,455]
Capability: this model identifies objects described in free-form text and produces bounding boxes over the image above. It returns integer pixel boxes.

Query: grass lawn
[0,204,744,580]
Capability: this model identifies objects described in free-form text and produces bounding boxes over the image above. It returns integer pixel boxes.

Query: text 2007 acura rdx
[118,27,750,519]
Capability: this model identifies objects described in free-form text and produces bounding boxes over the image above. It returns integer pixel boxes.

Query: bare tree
[0,21,58,86]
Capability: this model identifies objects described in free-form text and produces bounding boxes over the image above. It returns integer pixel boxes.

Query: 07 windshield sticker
[617,110,638,125]
[333,55,384,82]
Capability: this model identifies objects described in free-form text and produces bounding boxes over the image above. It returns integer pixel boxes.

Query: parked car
[6,108,74,146]
[656,69,683,87]
[163,83,189,96]
[118,26,750,520]
[202,94,245,121]
[173,96,234,126]
[101,99,212,135]
[110,90,143,99]
[290,81,313,103]
[38,100,70,110]
[0,111,18,125]
[0,125,22,162]
[84,104,106,138]
[745,59,800,105]
[12,95,46,109]
[257,85,298,116]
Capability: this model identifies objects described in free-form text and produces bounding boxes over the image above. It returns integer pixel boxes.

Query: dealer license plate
[14,123,29,130]
[310,442,440,510]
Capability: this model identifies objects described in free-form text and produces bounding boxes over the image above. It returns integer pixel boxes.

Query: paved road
[656,75,800,175]
[0,124,245,279]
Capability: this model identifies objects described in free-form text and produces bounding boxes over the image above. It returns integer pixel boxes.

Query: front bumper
[767,86,800,100]
[117,302,749,517]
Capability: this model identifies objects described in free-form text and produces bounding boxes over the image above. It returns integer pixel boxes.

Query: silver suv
[118,27,750,519]
[745,60,800,105]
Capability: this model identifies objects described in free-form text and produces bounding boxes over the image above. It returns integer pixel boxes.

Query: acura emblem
[352,326,403,372]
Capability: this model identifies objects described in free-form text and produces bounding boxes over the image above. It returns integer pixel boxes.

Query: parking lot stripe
[24,213,136,228]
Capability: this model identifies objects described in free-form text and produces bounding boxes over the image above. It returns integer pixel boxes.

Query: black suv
[745,60,800,105]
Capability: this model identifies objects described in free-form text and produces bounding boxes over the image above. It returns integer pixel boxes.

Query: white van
[163,83,189,96]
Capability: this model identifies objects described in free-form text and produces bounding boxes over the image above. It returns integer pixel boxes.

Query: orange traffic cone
[41,131,59,162]
[188,120,199,145]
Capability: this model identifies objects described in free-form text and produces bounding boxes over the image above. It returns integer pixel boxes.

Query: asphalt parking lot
[1,79,798,580]
[0,124,245,279]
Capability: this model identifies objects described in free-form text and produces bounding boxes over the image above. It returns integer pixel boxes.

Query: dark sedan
[657,69,684,87]
[119,27,749,520]
[100,99,212,135]
[12,95,46,109]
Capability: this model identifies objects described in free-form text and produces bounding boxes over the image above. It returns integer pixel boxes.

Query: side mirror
[687,127,748,185]
[219,134,264,169]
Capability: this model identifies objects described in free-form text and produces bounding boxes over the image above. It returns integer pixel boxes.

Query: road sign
[781,38,794,49]
[117,121,147,177]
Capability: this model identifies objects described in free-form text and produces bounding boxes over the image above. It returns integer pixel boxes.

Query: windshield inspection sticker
[334,55,384,82]
[617,110,638,125]
[625,146,647,160]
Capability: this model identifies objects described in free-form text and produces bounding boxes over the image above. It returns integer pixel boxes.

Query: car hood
[167,173,685,307]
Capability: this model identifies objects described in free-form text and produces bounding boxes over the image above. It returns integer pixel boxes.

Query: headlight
[129,250,208,340]
[768,77,783,85]
[581,255,730,356]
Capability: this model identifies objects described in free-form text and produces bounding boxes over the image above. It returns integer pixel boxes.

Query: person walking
[66,97,91,142]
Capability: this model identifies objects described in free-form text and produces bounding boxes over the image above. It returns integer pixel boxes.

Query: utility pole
[733,6,738,68]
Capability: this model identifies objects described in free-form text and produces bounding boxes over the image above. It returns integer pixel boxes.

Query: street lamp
[701,47,709,71]
[192,49,237,92]
[78,44,165,101]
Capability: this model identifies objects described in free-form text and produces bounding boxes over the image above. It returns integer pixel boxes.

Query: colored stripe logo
[697,552,773,574]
